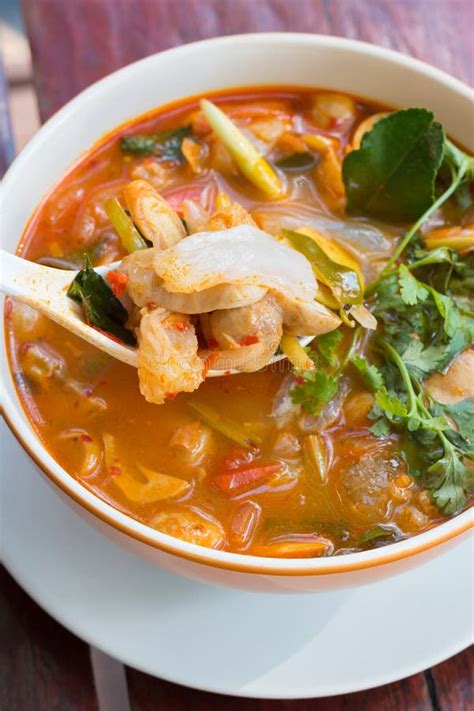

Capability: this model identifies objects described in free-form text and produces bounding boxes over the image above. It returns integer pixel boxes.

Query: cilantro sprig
[290,330,344,415]
[359,249,474,514]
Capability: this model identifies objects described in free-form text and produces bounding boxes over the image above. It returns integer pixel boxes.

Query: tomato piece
[213,464,281,492]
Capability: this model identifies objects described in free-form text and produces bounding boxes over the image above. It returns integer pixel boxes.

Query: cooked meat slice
[425,348,474,404]
[124,179,186,248]
[136,308,203,404]
[151,508,225,548]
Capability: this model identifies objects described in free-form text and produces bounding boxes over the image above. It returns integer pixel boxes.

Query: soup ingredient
[153,224,318,303]
[120,247,267,313]
[104,197,148,253]
[229,501,262,548]
[276,152,318,171]
[344,109,474,290]
[425,349,474,405]
[213,463,282,493]
[289,329,347,416]
[208,293,283,370]
[188,400,261,449]
[343,108,445,221]
[169,421,212,465]
[351,112,390,150]
[136,309,203,404]
[120,125,192,161]
[67,255,136,345]
[59,430,102,478]
[151,508,225,548]
[365,247,474,513]
[311,92,356,129]
[338,439,406,524]
[200,99,282,198]
[251,537,331,558]
[303,434,328,483]
[283,227,376,329]
[123,179,186,248]
[280,334,315,370]
[423,225,474,253]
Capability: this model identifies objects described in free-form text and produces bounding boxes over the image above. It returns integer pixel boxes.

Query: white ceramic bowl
[1,33,473,593]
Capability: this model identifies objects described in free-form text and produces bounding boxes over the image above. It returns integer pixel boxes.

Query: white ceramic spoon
[0,250,311,374]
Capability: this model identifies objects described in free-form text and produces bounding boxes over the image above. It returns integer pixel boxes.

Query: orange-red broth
[6,88,446,558]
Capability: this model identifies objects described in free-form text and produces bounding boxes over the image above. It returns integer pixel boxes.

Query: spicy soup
[6,87,473,558]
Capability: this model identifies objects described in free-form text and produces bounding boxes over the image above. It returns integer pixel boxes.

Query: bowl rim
[2,32,473,577]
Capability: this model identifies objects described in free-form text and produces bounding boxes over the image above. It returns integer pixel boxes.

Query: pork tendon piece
[124,179,186,248]
[154,225,318,300]
[120,247,267,313]
[137,309,203,404]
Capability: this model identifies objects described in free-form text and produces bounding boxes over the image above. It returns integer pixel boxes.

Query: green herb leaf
[439,399,474,442]
[374,387,408,419]
[343,108,445,221]
[351,354,384,390]
[291,370,339,415]
[314,330,343,366]
[120,125,192,161]
[428,450,472,515]
[398,264,429,305]
[67,256,136,346]
[276,152,318,171]
[401,341,446,378]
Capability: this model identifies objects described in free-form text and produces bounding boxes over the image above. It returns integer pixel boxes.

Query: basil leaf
[67,256,136,346]
[342,108,445,221]
[276,152,318,171]
[120,125,192,161]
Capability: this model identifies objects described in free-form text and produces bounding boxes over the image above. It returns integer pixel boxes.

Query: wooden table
[1,0,473,708]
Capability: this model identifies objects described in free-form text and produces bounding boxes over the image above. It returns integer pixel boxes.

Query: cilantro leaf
[398,264,429,305]
[351,354,384,390]
[342,109,445,221]
[290,370,338,415]
[428,451,472,515]
[314,330,343,366]
[67,256,136,346]
[374,387,408,419]
[439,399,474,442]
[401,341,446,378]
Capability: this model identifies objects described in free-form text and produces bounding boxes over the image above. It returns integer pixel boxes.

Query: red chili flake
[294,375,304,385]
[80,433,93,442]
[165,392,177,400]
[240,335,259,346]
[207,338,219,349]
[109,466,121,477]
[98,380,108,387]
[202,351,222,379]
[146,301,158,311]
[83,386,94,398]
[107,270,128,297]
[175,320,191,332]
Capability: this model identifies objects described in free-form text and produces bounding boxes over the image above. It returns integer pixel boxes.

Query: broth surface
[7,87,469,557]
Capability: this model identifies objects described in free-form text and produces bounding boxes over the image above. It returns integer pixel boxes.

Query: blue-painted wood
[0,56,15,177]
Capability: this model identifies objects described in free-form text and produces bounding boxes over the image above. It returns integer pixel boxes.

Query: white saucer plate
[1,419,472,699]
